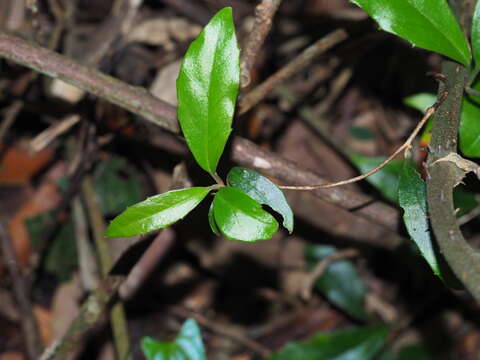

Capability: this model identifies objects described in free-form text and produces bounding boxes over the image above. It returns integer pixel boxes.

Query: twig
[0,100,23,145]
[81,175,132,360]
[38,276,124,360]
[0,211,43,359]
[279,87,447,190]
[238,29,348,114]
[240,0,283,87]
[0,32,179,132]
[171,306,272,357]
[301,248,359,300]
[29,114,80,153]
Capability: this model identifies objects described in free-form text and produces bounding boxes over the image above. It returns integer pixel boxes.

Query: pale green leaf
[105,187,211,237]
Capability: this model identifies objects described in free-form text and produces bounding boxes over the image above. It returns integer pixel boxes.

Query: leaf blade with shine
[350,0,471,66]
[213,186,278,242]
[472,0,480,75]
[177,7,240,174]
[227,167,294,233]
[105,187,211,237]
[398,162,440,276]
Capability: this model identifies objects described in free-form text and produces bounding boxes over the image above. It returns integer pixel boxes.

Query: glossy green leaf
[453,188,479,218]
[207,201,220,235]
[141,319,206,360]
[349,154,403,203]
[177,7,240,174]
[227,167,294,233]
[350,0,471,66]
[472,1,480,75]
[398,162,440,276]
[306,245,366,320]
[212,186,278,242]
[105,187,211,237]
[267,326,388,360]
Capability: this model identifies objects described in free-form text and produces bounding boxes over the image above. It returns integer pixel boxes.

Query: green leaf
[105,187,211,237]
[141,319,206,360]
[26,212,77,282]
[472,1,480,75]
[378,345,432,360]
[212,186,278,242]
[207,201,220,235]
[349,154,403,203]
[459,96,480,157]
[350,0,471,66]
[267,326,388,360]
[398,162,440,276]
[227,167,294,233]
[404,93,436,113]
[453,188,479,218]
[93,156,143,216]
[305,245,366,320]
[177,7,240,174]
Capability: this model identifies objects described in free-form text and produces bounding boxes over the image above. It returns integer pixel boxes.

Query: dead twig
[301,248,359,300]
[239,29,348,114]
[0,211,43,359]
[29,114,80,153]
[240,0,282,87]
[0,100,23,145]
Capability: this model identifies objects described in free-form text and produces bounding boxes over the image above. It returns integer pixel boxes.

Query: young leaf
[305,245,366,320]
[207,202,220,235]
[177,7,240,174]
[349,154,404,203]
[141,319,206,360]
[350,0,471,66]
[472,0,480,75]
[227,167,294,233]
[212,186,278,242]
[398,162,440,276]
[105,187,211,238]
[267,326,388,360]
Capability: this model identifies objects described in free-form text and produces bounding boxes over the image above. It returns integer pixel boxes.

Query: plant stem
[426,60,480,302]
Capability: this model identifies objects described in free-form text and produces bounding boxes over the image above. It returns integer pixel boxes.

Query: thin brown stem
[240,0,282,87]
[278,98,442,190]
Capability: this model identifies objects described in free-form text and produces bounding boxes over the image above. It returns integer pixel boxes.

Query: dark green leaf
[459,96,480,157]
[350,0,471,66]
[207,201,220,235]
[227,167,293,233]
[378,345,432,360]
[349,154,403,203]
[453,188,479,218]
[398,162,440,276]
[212,186,278,242]
[177,7,240,174]
[26,212,77,282]
[472,1,480,75]
[141,319,206,360]
[105,187,211,237]
[268,326,388,360]
[350,126,374,141]
[306,245,366,320]
[93,156,143,216]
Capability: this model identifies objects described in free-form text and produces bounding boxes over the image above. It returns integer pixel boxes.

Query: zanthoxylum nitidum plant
[106,8,294,242]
